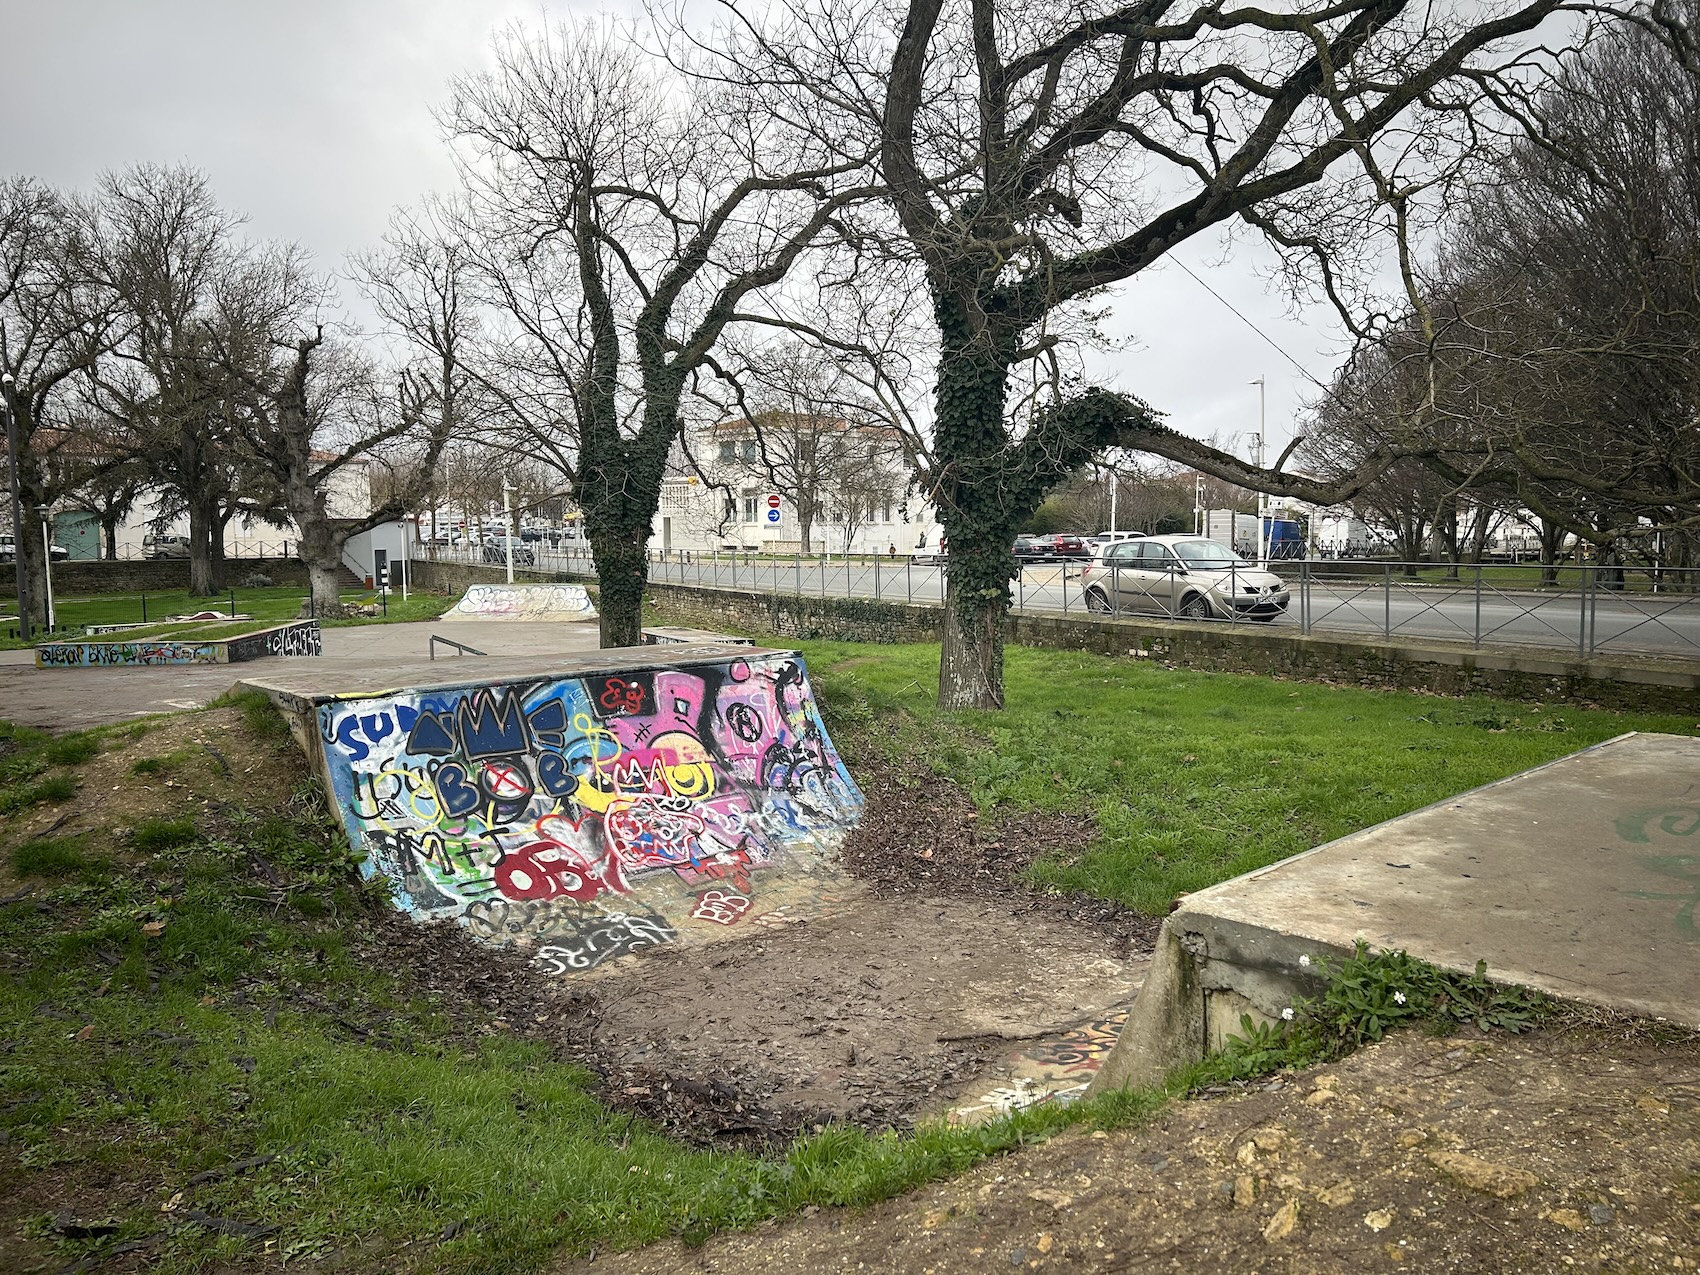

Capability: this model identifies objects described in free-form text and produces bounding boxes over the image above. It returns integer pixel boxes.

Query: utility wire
[1171,257,1332,391]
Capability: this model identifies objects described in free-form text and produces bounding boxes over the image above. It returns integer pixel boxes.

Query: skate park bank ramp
[441,582,597,623]
[36,620,322,668]
[241,643,864,974]
[1090,731,1700,1095]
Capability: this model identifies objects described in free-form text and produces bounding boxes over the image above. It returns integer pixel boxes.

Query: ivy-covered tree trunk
[932,305,1022,709]
[591,533,649,647]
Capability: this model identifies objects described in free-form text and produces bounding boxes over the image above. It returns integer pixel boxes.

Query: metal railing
[414,541,1700,663]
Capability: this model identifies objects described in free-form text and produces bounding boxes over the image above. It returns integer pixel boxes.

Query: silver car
[1080,534,1289,622]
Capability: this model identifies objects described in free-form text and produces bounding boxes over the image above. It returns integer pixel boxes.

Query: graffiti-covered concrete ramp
[249,644,862,974]
[1090,732,1700,1095]
[442,582,597,622]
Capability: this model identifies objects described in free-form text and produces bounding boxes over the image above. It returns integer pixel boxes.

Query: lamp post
[1250,376,1268,567]
[37,504,54,632]
[501,478,516,584]
[1,373,32,640]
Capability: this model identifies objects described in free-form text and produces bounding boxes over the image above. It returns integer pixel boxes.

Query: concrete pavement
[0,619,603,732]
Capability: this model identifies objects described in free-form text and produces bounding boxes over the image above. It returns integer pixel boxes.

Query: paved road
[499,548,1700,661]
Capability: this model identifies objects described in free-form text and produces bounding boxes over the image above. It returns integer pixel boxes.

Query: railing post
[1473,564,1482,648]
[1112,563,1121,618]
[906,558,913,604]
[1579,565,1590,659]
[1299,559,1309,635]
[1383,564,1391,640]
[874,554,881,601]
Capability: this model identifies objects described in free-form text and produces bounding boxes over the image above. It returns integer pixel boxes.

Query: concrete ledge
[1089,732,1700,1093]
[35,620,322,668]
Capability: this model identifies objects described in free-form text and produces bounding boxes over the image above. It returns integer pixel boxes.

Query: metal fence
[416,541,1700,663]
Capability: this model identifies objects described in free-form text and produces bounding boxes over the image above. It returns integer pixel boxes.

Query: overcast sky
[1,0,1350,462]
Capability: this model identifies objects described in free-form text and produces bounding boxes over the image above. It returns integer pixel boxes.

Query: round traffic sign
[766,494,782,509]
[766,509,781,523]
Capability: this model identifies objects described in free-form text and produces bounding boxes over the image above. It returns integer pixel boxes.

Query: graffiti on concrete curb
[316,650,862,970]
[35,621,322,668]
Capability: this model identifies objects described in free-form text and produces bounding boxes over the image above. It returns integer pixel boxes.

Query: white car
[1080,534,1290,622]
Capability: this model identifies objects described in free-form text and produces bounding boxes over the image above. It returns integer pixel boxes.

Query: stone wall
[0,557,310,595]
[403,558,1700,713]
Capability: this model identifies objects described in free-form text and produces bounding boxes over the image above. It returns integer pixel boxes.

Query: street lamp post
[37,505,54,632]
[501,478,516,584]
[1,373,32,640]
[1250,376,1268,567]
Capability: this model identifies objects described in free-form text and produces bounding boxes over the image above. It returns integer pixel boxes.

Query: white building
[652,416,943,557]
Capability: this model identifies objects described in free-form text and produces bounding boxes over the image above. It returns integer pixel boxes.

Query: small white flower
[1393,991,1407,1005]
[1298,955,1312,968]
[1281,1007,1295,1021]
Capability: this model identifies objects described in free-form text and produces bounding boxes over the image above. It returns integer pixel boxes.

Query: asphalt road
[509,548,1700,661]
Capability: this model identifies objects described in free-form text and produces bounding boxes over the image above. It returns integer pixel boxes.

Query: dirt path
[563,1024,1700,1273]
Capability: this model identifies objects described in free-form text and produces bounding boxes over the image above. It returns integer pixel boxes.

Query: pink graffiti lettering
[495,839,611,902]
[605,800,706,868]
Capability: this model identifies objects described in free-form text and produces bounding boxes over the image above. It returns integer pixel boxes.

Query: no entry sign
[766,493,782,509]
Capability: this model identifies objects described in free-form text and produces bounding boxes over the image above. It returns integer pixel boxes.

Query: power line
[1170,257,1331,391]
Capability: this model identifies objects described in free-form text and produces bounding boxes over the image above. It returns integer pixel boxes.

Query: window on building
[742,495,758,523]
[740,438,758,462]
[718,441,735,463]
[881,502,892,523]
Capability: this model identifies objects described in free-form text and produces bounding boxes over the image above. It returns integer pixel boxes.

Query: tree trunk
[931,317,1019,710]
[592,534,648,647]
[799,513,812,556]
[15,472,50,632]
[938,575,1007,709]
[209,506,233,592]
[102,515,119,560]
[187,498,215,596]
[306,561,341,615]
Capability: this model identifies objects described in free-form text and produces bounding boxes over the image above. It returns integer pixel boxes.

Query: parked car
[1013,535,1046,560]
[482,536,536,566]
[1085,530,1144,554]
[142,533,191,560]
[1079,534,1290,622]
[1029,532,1090,560]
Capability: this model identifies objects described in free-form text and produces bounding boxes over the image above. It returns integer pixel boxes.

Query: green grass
[11,836,106,879]
[130,816,198,854]
[794,639,1700,913]
[0,586,452,648]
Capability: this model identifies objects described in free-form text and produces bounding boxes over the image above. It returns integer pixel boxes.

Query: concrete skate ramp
[441,582,596,622]
[256,643,862,973]
[1091,731,1700,1094]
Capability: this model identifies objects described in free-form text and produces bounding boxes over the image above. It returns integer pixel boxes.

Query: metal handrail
[429,634,487,660]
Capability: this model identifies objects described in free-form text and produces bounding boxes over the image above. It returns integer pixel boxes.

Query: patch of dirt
[839,737,1162,959]
[567,892,1147,1138]
[561,1023,1700,1274]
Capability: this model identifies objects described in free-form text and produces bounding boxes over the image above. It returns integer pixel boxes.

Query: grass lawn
[796,640,1700,913]
[4,640,1696,1270]
[0,585,452,648]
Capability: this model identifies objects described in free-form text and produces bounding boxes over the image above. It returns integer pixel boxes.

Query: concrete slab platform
[1090,731,1700,1093]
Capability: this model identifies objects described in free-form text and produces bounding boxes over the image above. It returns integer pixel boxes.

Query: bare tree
[0,176,118,627]
[724,0,1616,707]
[442,17,872,646]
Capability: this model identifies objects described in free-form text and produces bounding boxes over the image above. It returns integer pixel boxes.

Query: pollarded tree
[443,19,872,646]
[726,0,1621,707]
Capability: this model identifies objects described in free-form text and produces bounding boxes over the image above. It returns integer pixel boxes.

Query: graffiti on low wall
[225,621,323,661]
[35,620,322,668]
[37,639,223,667]
[315,650,862,971]
[443,583,597,621]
